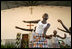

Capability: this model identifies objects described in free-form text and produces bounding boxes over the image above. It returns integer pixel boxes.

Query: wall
[1,6,71,39]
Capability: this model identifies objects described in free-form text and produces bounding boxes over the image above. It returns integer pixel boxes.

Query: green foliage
[60,44,71,48]
[58,40,71,48]
[22,40,29,48]
[1,44,16,48]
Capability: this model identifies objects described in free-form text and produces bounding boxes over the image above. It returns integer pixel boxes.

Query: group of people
[15,13,71,48]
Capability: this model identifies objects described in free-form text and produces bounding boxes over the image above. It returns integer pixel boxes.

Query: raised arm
[57,19,70,33]
[15,26,33,32]
[23,20,40,23]
[57,28,70,33]
[57,34,66,39]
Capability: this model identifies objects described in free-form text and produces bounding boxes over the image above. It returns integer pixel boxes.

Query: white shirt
[35,21,47,34]
[51,36,59,44]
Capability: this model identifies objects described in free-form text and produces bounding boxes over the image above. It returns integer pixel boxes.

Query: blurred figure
[51,30,66,48]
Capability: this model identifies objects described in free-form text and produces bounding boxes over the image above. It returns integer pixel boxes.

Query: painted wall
[1,6,71,39]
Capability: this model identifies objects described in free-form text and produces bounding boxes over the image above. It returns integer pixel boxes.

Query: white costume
[51,36,60,48]
[35,21,47,34]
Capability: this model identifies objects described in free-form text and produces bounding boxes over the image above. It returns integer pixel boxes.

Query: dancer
[28,13,51,48]
[15,13,51,48]
[57,19,71,47]
[51,30,66,48]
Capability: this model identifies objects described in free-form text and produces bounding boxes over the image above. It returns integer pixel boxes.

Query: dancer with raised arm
[51,30,66,48]
[57,19,71,47]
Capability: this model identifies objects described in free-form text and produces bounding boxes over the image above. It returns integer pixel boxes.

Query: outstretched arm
[15,26,33,32]
[57,34,66,39]
[57,19,70,33]
[45,35,52,39]
[57,28,70,33]
[23,20,40,23]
